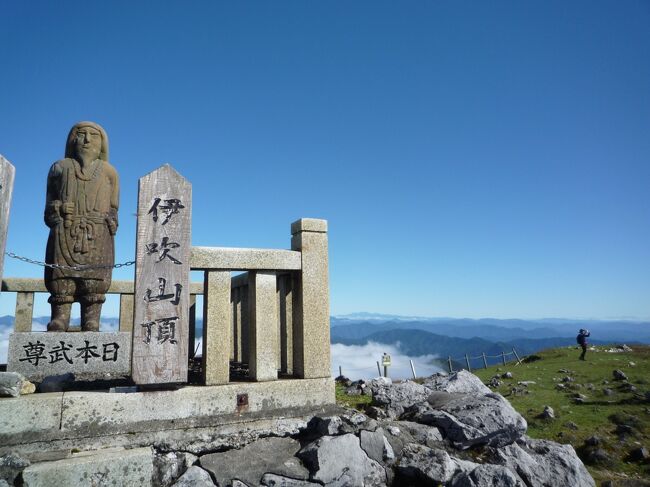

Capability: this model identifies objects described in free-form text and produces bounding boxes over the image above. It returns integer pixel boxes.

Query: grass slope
[473,345,650,486]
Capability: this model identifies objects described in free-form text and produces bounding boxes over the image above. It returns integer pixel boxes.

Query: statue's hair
[65,121,109,160]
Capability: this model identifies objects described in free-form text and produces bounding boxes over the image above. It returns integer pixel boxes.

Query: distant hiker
[577,329,590,360]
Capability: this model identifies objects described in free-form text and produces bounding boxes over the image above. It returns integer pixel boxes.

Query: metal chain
[4,252,135,271]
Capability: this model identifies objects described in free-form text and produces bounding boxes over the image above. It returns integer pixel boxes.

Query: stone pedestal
[7,332,132,381]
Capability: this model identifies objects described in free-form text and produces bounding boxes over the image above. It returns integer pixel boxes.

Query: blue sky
[1,1,649,320]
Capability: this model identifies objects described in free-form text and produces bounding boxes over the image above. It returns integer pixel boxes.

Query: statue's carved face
[73,126,102,161]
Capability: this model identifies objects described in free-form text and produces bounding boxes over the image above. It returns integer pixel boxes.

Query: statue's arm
[44,162,63,228]
[106,164,119,235]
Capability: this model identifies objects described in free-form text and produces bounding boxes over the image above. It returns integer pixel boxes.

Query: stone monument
[44,121,119,331]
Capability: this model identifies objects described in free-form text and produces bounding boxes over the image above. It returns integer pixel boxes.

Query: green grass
[335,382,372,411]
[472,345,650,485]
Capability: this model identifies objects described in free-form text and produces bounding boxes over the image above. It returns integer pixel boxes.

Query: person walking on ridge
[577,328,590,361]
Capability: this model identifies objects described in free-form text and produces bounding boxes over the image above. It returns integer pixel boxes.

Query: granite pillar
[291,218,331,379]
[249,271,278,382]
[202,270,231,385]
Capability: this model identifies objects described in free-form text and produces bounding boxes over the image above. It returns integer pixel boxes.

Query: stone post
[202,270,231,385]
[249,271,278,381]
[278,274,294,375]
[291,218,331,379]
[119,294,134,332]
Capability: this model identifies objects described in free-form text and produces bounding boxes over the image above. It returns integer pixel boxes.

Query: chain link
[4,252,135,271]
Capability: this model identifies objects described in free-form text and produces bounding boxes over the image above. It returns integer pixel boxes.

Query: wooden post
[0,155,15,286]
[501,351,507,366]
[132,164,191,385]
[512,347,523,365]
[465,354,471,372]
[447,356,453,373]
[376,361,382,377]
[339,365,342,377]
[410,359,417,379]
[482,352,488,369]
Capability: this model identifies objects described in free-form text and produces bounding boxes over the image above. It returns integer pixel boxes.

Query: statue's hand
[61,202,75,215]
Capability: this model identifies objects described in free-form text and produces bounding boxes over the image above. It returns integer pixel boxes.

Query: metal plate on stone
[7,332,131,381]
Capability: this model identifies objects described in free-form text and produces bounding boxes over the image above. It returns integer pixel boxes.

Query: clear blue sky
[1,1,649,320]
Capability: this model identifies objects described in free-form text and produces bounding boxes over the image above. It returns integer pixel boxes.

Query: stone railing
[1,218,331,385]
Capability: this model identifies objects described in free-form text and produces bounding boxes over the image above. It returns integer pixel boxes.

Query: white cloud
[331,341,443,381]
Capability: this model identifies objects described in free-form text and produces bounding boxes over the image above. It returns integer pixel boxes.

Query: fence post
[447,356,453,373]
[291,219,330,379]
[376,361,382,377]
[482,352,488,369]
[339,365,342,377]
[465,354,471,372]
[501,351,507,366]
[512,347,523,365]
[410,359,417,379]
[0,155,15,286]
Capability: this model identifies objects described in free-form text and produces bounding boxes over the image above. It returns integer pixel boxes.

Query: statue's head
[65,121,109,162]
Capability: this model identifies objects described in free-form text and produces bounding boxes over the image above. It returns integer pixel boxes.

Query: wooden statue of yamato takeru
[44,121,119,331]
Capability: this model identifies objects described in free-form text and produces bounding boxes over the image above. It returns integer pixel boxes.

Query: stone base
[0,377,336,457]
[7,332,131,381]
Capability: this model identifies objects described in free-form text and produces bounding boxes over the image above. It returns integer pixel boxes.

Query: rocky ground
[0,369,599,486]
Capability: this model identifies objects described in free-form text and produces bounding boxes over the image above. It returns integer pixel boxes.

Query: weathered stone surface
[153,451,198,487]
[200,437,308,487]
[21,447,153,487]
[395,444,466,484]
[0,392,63,445]
[7,332,131,381]
[0,453,29,485]
[298,433,386,486]
[395,421,443,447]
[370,380,431,419]
[422,371,491,395]
[190,246,302,270]
[410,392,527,449]
[261,474,320,486]
[291,218,331,379]
[171,466,215,486]
[612,369,628,381]
[451,464,523,487]
[490,436,595,487]
[360,428,394,463]
[202,270,231,385]
[0,372,25,397]
[249,271,279,381]
[43,122,118,332]
[538,405,555,419]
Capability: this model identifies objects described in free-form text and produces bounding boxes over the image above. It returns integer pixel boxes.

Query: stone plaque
[7,332,131,381]
[132,164,191,384]
[0,155,15,284]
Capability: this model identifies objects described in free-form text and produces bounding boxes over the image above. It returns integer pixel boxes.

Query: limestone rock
[154,450,198,487]
[451,464,523,487]
[409,392,527,449]
[422,370,492,395]
[0,372,26,397]
[171,466,215,486]
[538,405,555,420]
[370,380,431,419]
[392,421,443,448]
[200,437,308,487]
[395,443,466,484]
[298,433,386,486]
[261,473,321,486]
[0,453,30,485]
[491,436,595,487]
[360,428,394,463]
[612,369,628,381]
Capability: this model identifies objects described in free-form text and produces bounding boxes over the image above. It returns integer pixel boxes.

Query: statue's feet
[81,320,99,332]
[47,319,68,332]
